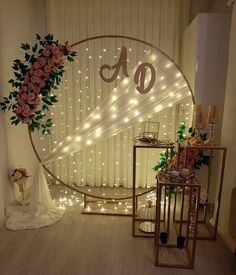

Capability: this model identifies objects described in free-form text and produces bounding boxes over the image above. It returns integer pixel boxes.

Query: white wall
[181,13,231,195]
[180,12,235,249]
[220,2,236,250]
[189,0,232,22]
[181,13,231,129]
[0,0,46,224]
[0,114,8,225]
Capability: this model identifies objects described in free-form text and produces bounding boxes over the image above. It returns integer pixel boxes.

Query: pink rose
[35,76,41,84]
[23,74,30,85]
[22,111,30,117]
[31,75,38,83]
[39,80,45,88]
[20,93,27,101]
[47,59,54,67]
[60,58,65,65]
[28,92,36,100]
[34,62,40,69]
[44,65,51,73]
[30,67,35,75]
[24,79,29,85]
[46,45,53,50]
[52,66,57,72]
[17,98,24,106]
[43,49,50,57]
[22,85,28,92]
[28,98,36,105]
[53,54,61,64]
[16,106,22,113]
[28,83,35,91]
[23,117,32,124]
[35,69,43,77]
[35,97,40,104]
[22,104,30,113]
[34,86,40,94]
[43,72,50,78]
[52,46,60,55]
[38,57,46,66]
[30,108,36,115]
[25,73,30,81]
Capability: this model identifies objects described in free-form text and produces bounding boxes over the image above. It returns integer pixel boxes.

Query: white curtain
[35,0,192,189]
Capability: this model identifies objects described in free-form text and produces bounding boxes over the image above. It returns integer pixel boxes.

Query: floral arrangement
[0,34,76,134]
[153,123,209,173]
[173,126,209,172]
[9,168,30,183]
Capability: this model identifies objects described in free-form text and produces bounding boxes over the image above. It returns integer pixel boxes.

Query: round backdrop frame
[29,35,195,200]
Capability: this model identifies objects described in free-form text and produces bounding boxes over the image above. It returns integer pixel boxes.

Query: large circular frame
[29,35,196,200]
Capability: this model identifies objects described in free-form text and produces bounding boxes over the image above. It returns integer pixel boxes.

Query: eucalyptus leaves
[0,34,76,134]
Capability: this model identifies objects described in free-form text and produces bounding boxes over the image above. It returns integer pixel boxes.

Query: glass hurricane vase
[16,178,27,203]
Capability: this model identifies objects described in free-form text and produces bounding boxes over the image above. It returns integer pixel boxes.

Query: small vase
[16,178,27,203]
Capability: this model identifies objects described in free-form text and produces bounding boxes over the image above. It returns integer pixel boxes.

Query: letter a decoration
[99,46,156,94]
[99,46,129,82]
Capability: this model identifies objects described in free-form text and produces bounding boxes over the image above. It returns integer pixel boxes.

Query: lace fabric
[5,165,64,230]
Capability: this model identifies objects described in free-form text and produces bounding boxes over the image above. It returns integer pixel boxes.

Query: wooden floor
[0,191,235,275]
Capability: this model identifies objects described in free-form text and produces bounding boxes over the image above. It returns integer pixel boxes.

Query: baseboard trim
[217,225,236,253]
[209,218,236,253]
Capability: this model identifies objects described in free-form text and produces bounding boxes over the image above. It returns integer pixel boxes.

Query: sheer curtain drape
[6,165,64,230]
[41,0,191,188]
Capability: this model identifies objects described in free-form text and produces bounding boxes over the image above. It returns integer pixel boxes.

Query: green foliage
[194,151,210,169]
[176,123,186,142]
[153,148,177,171]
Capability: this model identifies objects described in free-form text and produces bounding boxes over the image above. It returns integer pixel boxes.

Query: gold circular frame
[29,35,195,200]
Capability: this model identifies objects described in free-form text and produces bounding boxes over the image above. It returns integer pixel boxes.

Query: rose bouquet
[9,168,30,184]
[0,33,76,135]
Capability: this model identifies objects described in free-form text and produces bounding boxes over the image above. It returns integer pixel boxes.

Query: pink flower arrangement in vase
[9,168,31,202]
[9,168,30,183]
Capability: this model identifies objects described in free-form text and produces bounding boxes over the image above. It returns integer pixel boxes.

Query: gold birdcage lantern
[139,200,156,233]
[138,121,160,143]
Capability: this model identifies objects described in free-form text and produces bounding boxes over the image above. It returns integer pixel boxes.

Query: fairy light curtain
[36,0,192,188]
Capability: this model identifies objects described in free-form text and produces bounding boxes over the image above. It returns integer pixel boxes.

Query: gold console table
[155,173,201,268]
[175,145,227,240]
[132,142,174,237]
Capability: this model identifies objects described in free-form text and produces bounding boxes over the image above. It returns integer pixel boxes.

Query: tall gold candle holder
[191,105,206,146]
[16,178,27,202]
[204,105,218,145]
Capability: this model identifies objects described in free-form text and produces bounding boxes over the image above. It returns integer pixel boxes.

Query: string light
[44,45,192,167]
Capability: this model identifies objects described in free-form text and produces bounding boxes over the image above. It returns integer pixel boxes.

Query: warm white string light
[43,49,191,164]
[41,43,194,189]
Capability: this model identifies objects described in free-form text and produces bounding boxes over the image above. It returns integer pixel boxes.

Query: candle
[207,105,217,124]
[192,105,206,130]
